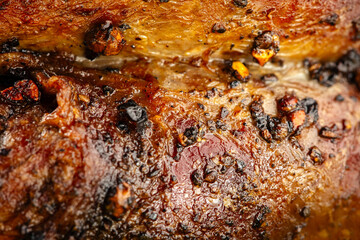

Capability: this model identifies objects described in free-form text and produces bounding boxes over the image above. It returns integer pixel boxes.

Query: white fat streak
[75,55,138,69]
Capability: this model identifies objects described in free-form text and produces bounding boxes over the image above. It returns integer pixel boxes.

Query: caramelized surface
[0,50,359,239]
[0,0,360,61]
[0,0,360,239]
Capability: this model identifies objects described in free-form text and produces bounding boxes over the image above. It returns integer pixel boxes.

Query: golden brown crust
[0,0,360,60]
[0,1,360,239]
[0,50,359,239]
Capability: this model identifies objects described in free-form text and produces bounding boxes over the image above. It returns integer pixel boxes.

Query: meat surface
[0,1,360,240]
[0,0,360,60]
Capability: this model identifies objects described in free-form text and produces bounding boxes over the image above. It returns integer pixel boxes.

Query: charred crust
[307,49,360,86]
[173,143,184,161]
[0,14,358,238]
[103,182,132,219]
[269,116,291,141]
[22,231,45,240]
[335,94,344,102]
[102,85,115,96]
[319,125,341,139]
[299,206,311,218]
[0,37,19,53]
[180,125,204,146]
[252,31,280,66]
[0,148,10,156]
[84,20,125,58]
[249,97,273,142]
[337,49,360,83]
[235,159,246,174]
[320,13,339,26]
[308,62,337,87]
[250,94,318,143]
[118,23,131,30]
[308,146,324,165]
[252,206,271,229]
[183,126,199,144]
[212,23,227,33]
[1,79,40,105]
[233,0,247,8]
[253,31,279,50]
[203,165,218,183]
[117,99,148,134]
[300,97,319,125]
[117,100,148,123]
[190,170,203,187]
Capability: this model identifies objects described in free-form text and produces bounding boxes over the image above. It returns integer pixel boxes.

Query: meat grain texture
[0,0,360,239]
